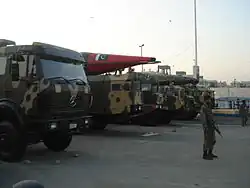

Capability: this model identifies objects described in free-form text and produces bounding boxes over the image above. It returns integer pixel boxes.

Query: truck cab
[137,72,164,111]
[88,72,143,129]
[0,40,92,162]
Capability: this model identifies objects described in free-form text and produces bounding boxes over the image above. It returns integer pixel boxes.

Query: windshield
[40,59,88,83]
[141,84,151,91]
[159,85,169,93]
[152,85,158,93]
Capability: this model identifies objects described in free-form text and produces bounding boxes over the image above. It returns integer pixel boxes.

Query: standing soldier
[200,91,218,160]
[239,100,248,127]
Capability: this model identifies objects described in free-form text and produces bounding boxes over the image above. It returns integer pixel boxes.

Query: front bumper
[45,116,92,132]
[27,113,92,132]
[130,104,143,114]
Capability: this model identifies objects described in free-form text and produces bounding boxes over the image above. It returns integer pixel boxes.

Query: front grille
[37,91,91,113]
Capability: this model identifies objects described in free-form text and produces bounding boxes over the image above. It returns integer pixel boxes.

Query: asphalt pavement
[0,118,249,188]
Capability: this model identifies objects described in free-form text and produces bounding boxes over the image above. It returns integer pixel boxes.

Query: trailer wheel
[0,121,27,162]
[43,131,72,152]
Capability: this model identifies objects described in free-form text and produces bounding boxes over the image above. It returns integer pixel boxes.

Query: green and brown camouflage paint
[88,72,143,117]
[0,42,92,124]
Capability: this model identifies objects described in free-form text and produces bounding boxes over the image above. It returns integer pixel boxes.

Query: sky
[1,0,250,82]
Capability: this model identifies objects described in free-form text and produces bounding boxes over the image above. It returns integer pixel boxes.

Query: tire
[0,121,27,162]
[43,131,72,152]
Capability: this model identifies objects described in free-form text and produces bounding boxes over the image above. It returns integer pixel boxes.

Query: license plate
[69,123,77,129]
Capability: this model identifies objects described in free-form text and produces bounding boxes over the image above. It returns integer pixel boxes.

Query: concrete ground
[0,118,249,188]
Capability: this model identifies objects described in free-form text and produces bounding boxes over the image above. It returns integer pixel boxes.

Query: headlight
[85,119,89,124]
[49,123,57,129]
[138,106,142,110]
[155,104,162,109]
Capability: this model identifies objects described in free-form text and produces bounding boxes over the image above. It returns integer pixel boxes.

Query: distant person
[239,100,248,127]
[200,92,218,160]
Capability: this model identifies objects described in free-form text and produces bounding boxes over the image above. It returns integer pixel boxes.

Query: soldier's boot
[208,149,218,158]
[202,150,213,160]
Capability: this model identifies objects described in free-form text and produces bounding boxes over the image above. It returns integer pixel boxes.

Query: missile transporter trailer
[0,40,92,162]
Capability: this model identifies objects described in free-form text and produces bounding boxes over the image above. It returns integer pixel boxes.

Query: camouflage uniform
[239,100,248,127]
[200,91,217,160]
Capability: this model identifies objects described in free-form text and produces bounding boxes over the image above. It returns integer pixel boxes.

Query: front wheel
[0,121,27,162]
[43,131,72,152]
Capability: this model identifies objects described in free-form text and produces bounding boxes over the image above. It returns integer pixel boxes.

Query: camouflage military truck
[157,83,186,123]
[163,76,200,120]
[130,72,172,125]
[129,72,187,125]
[155,65,200,120]
[0,40,92,162]
[173,84,199,120]
[138,72,199,122]
[174,85,215,120]
[87,71,145,130]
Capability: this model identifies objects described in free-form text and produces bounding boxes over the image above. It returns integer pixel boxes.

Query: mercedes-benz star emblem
[69,95,77,107]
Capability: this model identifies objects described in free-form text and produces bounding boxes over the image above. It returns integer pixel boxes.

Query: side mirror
[11,63,19,81]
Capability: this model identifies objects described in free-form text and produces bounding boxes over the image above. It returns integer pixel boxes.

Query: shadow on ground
[74,124,180,139]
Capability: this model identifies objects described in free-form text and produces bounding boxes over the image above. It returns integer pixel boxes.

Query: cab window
[111,84,121,91]
[152,85,158,93]
[141,84,151,91]
[159,85,168,93]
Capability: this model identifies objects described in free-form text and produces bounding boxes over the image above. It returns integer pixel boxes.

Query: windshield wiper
[47,76,71,85]
[68,78,86,85]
